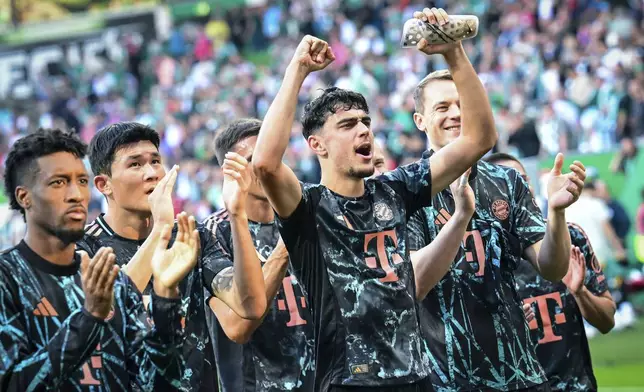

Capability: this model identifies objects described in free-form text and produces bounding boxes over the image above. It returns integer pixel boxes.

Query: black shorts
[329,378,434,392]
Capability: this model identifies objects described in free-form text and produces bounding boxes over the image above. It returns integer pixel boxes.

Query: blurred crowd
[1,0,644,247]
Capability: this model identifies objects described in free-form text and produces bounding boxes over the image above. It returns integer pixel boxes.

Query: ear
[94,174,112,197]
[307,135,328,158]
[413,112,426,132]
[15,186,31,211]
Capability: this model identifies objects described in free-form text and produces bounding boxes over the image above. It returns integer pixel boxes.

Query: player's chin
[349,163,375,179]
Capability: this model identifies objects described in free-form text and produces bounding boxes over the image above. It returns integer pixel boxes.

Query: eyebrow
[336,116,371,126]
[125,152,161,161]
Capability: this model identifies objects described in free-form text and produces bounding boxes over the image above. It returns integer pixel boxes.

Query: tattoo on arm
[212,267,234,295]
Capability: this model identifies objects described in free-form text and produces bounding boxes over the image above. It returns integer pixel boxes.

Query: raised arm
[412,171,474,300]
[252,35,335,218]
[412,8,497,195]
[208,240,290,344]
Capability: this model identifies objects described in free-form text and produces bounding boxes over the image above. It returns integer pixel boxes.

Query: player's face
[232,135,266,200]
[315,108,375,179]
[104,141,165,213]
[496,159,535,196]
[372,143,387,176]
[415,80,461,150]
[29,152,90,244]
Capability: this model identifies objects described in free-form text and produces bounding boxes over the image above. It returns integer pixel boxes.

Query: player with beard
[485,152,615,392]
[408,63,586,391]
[77,122,267,391]
[0,128,199,391]
[202,118,315,391]
[252,7,498,391]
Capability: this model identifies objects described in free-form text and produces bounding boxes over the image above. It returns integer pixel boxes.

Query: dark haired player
[486,152,615,392]
[203,118,315,391]
[0,128,199,390]
[78,121,267,391]
[407,10,587,387]
[252,7,498,391]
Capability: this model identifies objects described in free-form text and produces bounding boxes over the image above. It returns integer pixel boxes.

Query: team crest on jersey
[374,202,394,222]
[492,199,510,220]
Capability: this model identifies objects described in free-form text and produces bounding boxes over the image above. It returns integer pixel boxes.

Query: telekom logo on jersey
[524,293,567,344]
[435,208,486,276]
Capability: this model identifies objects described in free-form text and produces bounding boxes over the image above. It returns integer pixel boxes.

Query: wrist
[227,210,248,220]
[153,281,180,299]
[453,210,473,223]
[442,44,466,66]
[286,62,309,83]
[547,205,566,216]
[571,285,587,298]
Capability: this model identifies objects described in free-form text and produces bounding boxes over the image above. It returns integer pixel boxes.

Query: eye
[50,179,65,186]
[79,178,89,185]
[436,106,448,112]
[152,159,162,165]
[129,162,141,168]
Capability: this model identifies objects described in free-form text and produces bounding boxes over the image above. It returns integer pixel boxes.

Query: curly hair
[88,121,160,176]
[302,87,369,138]
[3,129,87,216]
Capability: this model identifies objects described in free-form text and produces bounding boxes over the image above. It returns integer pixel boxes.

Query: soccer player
[0,128,198,391]
[408,43,586,392]
[203,118,315,391]
[252,7,498,391]
[78,122,267,391]
[486,152,615,392]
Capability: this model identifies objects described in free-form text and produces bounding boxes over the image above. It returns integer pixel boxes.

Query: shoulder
[478,160,521,183]
[0,247,25,288]
[202,209,231,235]
[567,222,591,245]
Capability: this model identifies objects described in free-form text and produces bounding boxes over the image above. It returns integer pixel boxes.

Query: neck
[24,225,77,266]
[104,206,153,241]
[245,195,275,223]
[321,172,365,198]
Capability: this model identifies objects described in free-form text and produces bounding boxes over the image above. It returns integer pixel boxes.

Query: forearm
[443,46,496,148]
[573,288,616,334]
[538,208,571,281]
[412,212,470,300]
[211,250,290,344]
[122,227,162,292]
[229,214,267,318]
[253,63,307,173]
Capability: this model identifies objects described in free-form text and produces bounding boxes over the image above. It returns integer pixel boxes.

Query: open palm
[222,152,252,215]
[547,153,586,211]
[152,212,200,290]
[562,246,586,295]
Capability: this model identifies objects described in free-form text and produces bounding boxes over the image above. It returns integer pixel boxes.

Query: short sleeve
[376,157,432,218]
[407,209,433,252]
[199,220,234,292]
[569,223,609,296]
[510,169,546,250]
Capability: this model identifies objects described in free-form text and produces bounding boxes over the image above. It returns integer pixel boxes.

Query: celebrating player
[0,129,198,391]
[251,6,497,391]
[78,121,268,391]
[486,152,615,392]
[203,118,315,391]
[408,9,587,391]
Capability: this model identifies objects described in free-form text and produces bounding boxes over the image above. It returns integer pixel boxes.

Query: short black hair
[3,128,87,216]
[214,118,262,165]
[484,152,523,168]
[302,87,369,139]
[88,121,160,176]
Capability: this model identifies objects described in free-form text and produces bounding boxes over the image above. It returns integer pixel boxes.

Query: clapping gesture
[562,246,586,295]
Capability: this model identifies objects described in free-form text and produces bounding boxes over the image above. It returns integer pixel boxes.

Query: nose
[357,121,371,138]
[66,181,85,203]
[143,163,160,182]
[446,104,461,120]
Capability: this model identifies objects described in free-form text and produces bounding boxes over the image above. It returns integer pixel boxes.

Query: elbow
[598,320,615,335]
[239,297,267,320]
[225,326,253,344]
[252,158,279,181]
[478,123,498,152]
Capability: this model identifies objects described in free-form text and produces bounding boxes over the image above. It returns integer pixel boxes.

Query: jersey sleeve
[510,169,546,250]
[75,236,97,257]
[200,220,234,296]
[376,156,432,218]
[407,209,434,252]
[121,274,185,390]
[0,266,105,390]
[568,224,609,296]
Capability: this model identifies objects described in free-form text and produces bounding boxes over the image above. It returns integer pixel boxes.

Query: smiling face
[309,108,375,179]
[22,152,90,244]
[414,79,462,151]
[95,140,165,213]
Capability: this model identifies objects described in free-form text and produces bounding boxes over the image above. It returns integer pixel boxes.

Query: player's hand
[222,152,252,217]
[290,35,336,74]
[546,153,586,211]
[80,247,120,320]
[149,164,178,226]
[151,212,200,298]
[522,302,535,323]
[413,7,463,56]
[450,169,475,219]
[562,246,586,295]
[269,236,289,260]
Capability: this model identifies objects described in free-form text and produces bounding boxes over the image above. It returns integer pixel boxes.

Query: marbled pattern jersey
[203,209,315,391]
[515,223,608,392]
[77,214,222,392]
[278,157,434,391]
[0,241,184,391]
[408,153,548,391]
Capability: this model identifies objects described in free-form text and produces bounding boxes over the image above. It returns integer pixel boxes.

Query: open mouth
[445,125,461,132]
[355,143,373,160]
